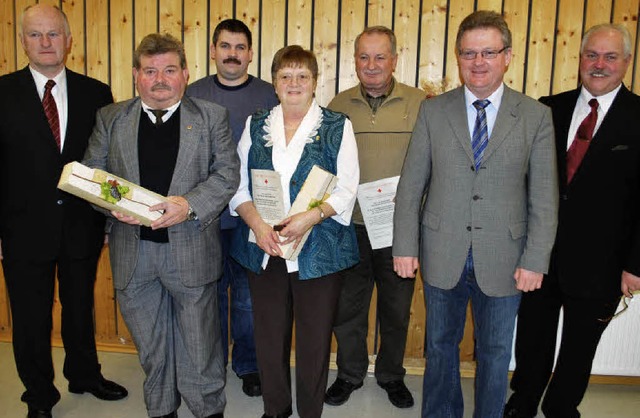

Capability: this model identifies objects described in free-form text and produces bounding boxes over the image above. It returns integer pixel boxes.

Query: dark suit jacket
[541,86,640,300]
[0,66,113,261]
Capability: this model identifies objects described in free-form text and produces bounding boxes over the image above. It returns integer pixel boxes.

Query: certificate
[250,169,286,242]
[357,176,400,250]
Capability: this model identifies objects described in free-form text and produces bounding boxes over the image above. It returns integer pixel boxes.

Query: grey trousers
[116,240,226,417]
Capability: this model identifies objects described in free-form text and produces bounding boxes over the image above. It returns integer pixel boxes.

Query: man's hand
[393,256,419,279]
[514,267,543,292]
[621,270,640,298]
[149,196,190,230]
[111,211,142,225]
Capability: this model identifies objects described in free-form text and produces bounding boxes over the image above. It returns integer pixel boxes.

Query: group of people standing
[0,4,638,418]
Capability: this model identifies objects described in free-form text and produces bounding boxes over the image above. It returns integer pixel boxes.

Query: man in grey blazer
[393,11,558,418]
[83,34,239,418]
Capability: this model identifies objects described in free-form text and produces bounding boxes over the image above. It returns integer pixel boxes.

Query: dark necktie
[43,79,61,150]
[566,98,599,183]
[472,99,491,170]
[151,109,168,126]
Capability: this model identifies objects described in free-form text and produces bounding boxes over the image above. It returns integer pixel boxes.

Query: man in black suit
[0,5,127,418]
[504,23,640,418]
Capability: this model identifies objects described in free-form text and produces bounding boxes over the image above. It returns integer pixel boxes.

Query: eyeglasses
[598,294,633,323]
[459,47,508,60]
[276,73,313,85]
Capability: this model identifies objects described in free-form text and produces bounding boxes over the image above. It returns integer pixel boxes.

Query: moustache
[588,69,610,77]
[151,83,171,91]
[223,57,242,65]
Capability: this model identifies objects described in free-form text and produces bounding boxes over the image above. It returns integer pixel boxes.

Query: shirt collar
[29,66,67,97]
[141,100,181,123]
[579,83,621,115]
[464,83,504,111]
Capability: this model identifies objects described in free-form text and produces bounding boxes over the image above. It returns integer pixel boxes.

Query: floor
[0,343,638,417]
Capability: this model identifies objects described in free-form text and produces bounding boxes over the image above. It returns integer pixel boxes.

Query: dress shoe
[503,404,535,418]
[68,376,128,401]
[377,380,414,408]
[240,372,262,397]
[324,377,363,406]
[151,412,177,418]
[261,405,292,418]
[27,406,52,418]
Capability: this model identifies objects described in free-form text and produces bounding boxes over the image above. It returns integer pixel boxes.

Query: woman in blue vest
[229,45,359,418]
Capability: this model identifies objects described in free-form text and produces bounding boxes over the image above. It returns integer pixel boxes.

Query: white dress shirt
[230,100,360,273]
[30,66,68,151]
[567,84,621,150]
[141,100,181,124]
[464,83,505,139]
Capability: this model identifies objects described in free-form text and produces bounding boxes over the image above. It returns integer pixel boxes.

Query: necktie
[151,109,168,126]
[566,98,598,183]
[472,99,491,170]
[43,79,61,150]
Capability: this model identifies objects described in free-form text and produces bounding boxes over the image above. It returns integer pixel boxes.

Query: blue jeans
[422,251,521,418]
[219,228,258,377]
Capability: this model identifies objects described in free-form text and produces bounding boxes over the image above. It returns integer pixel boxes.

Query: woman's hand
[278,208,323,249]
[254,220,284,257]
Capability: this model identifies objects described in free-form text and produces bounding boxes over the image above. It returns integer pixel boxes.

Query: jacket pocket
[423,211,441,231]
[509,221,527,239]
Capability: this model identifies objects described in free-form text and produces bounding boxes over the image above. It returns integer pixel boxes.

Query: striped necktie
[472,99,491,170]
[43,79,61,150]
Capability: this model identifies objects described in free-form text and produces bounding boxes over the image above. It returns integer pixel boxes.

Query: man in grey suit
[393,11,558,418]
[83,33,240,418]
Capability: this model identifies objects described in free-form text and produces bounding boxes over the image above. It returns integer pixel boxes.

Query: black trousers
[332,224,416,384]
[248,257,342,418]
[2,254,102,410]
[508,271,619,418]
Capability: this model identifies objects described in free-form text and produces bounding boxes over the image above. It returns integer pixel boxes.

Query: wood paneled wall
[0,0,638,367]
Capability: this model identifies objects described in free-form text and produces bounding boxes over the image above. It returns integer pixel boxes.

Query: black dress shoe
[27,406,52,418]
[240,372,262,397]
[324,377,363,406]
[68,376,128,401]
[377,380,414,408]
[151,412,177,418]
[261,405,292,418]
[503,404,535,418]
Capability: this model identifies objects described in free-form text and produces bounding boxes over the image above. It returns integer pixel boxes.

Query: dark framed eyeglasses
[458,47,509,60]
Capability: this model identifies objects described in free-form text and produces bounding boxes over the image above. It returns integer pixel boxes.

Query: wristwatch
[316,205,326,221]
[187,205,198,221]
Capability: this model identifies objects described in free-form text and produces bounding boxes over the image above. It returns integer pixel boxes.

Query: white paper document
[250,169,286,243]
[357,176,400,250]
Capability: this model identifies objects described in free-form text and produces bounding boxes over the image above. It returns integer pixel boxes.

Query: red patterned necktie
[43,79,61,150]
[566,98,598,183]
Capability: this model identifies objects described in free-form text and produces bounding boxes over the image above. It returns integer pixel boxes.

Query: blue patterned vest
[230,106,359,280]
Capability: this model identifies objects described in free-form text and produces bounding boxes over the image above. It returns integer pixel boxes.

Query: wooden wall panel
[0,0,16,75]
[314,0,340,106]
[287,0,312,49]
[552,0,584,94]
[183,0,209,83]
[338,0,366,92]
[368,0,394,28]
[3,0,640,369]
[394,0,421,86]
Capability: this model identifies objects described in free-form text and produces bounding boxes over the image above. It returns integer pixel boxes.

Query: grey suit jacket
[83,96,240,290]
[393,85,558,297]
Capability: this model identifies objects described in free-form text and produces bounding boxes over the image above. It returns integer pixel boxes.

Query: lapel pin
[187,125,193,130]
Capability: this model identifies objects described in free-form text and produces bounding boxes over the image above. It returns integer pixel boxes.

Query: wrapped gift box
[57,161,168,227]
[280,165,337,260]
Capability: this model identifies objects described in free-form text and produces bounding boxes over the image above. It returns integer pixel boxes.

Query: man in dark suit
[393,11,558,418]
[0,4,127,418]
[504,23,640,418]
[83,33,239,418]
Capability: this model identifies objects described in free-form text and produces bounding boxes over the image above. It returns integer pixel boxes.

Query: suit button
[472,195,480,201]
[470,166,475,171]
[561,194,568,200]
[466,226,472,231]
[57,199,63,205]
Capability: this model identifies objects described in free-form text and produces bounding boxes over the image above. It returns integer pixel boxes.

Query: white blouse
[229,100,360,272]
